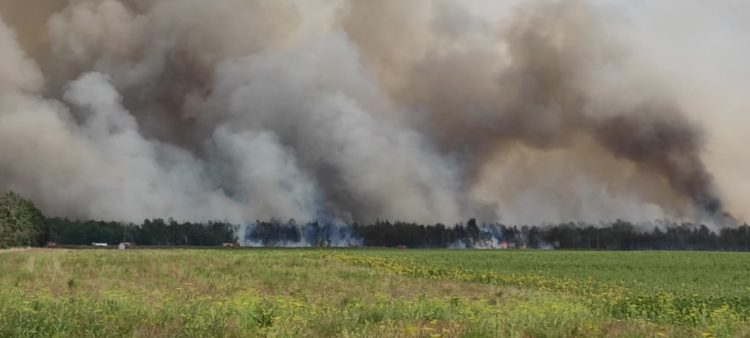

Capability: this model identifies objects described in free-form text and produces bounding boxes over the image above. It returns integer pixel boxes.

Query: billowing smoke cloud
[0,0,746,227]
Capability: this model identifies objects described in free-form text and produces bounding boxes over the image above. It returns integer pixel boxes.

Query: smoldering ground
[0,0,747,228]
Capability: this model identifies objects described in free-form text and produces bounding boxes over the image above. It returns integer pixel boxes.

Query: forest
[251,218,750,251]
[1,191,749,250]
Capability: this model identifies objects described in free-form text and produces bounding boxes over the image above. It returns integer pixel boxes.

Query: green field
[1,249,749,337]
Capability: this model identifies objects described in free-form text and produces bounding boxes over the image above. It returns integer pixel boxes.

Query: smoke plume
[0,0,747,227]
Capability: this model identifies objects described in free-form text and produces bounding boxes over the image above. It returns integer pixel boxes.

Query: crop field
[1,249,749,337]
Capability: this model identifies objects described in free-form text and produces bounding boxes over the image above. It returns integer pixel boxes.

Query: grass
[0,249,748,337]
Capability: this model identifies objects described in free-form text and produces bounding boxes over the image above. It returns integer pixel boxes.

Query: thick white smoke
[0,0,747,226]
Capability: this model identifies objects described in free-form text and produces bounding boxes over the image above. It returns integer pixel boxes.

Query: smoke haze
[0,0,747,227]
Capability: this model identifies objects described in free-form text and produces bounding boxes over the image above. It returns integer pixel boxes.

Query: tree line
[248,218,750,251]
[0,191,237,247]
[46,218,237,246]
[2,191,749,250]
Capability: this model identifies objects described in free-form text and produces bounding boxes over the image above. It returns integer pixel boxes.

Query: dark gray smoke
[356,0,733,222]
[0,0,745,229]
